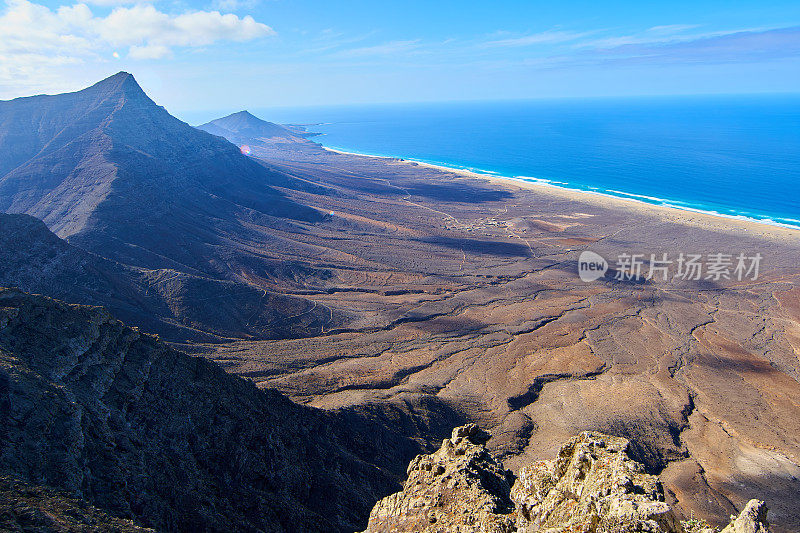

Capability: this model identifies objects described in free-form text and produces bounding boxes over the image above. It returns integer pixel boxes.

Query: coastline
[322,146,800,242]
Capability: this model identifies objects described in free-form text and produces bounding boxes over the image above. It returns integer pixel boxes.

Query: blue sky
[1,0,799,119]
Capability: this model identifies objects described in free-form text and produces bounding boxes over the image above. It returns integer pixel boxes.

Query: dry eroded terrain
[190,144,800,531]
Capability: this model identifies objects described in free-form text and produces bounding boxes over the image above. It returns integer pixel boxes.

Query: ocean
[254,96,800,229]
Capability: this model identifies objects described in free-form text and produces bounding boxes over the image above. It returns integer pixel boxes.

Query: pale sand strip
[323,147,800,243]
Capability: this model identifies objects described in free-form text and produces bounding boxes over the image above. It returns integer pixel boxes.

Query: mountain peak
[229,110,258,119]
[0,72,322,271]
[218,110,269,127]
[198,110,302,142]
[107,71,134,80]
[86,71,147,100]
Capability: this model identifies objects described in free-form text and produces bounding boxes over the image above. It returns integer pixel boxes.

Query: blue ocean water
[256,96,800,228]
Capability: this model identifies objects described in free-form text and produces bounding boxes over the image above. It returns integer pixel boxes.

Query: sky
[1,0,800,121]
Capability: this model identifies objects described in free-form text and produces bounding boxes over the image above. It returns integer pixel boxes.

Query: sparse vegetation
[682,511,717,533]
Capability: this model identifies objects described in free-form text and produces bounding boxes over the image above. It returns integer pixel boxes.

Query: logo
[578,251,608,282]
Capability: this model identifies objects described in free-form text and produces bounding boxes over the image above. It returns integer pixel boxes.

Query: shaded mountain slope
[0,72,323,276]
[0,476,153,532]
[0,213,341,341]
[0,288,433,532]
[0,213,182,339]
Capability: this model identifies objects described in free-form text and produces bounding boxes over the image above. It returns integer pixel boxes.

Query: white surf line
[321,146,800,233]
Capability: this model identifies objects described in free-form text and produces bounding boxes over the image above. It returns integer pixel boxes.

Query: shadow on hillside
[420,236,531,257]
[403,182,514,203]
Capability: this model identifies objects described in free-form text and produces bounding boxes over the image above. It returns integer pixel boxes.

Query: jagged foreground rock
[364,424,516,532]
[719,500,770,533]
[363,425,771,533]
[0,288,432,532]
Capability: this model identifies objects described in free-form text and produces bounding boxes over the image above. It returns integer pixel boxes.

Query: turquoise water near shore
[256,96,800,229]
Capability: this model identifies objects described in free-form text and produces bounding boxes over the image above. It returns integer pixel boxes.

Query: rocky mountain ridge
[0,288,436,532]
[0,72,320,249]
[0,73,351,341]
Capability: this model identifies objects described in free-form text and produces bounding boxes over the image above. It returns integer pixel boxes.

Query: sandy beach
[323,146,800,243]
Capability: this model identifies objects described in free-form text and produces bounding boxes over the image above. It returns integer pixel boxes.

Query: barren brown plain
[189,139,800,531]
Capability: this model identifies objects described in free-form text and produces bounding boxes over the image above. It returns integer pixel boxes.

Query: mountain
[198,110,309,145]
[197,110,327,164]
[0,72,351,340]
[0,288,431,532]
[0,72,323,276]
[3,73,798,531]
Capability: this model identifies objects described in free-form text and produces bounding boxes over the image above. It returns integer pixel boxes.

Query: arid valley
[198,112,800,531]
[1,73,798,532]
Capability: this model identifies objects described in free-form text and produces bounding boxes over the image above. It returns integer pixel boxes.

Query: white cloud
[581,26,800,65]
[578,25,764,50]
[645,24,701,36]
[294,29,378,56]
[0,0,274,94]
[95,4,272,48]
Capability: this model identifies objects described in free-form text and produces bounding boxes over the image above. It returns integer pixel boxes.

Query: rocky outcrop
[0,288,425,532]
[720,500,769,533]
[364,426,772,533]
[512,431,682,532]
[363,424,516,533]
